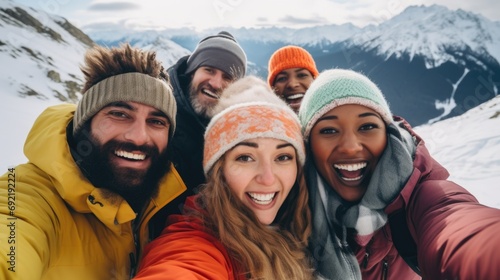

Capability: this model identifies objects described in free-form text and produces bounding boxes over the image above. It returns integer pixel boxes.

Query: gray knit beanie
[299,69,393,141]
[185,31,247,79]
[73,72,177,137]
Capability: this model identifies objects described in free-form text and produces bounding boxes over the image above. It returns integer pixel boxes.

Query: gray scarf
[308,122,416,280]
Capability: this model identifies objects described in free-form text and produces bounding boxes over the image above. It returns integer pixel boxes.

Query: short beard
[188,80,221,119]
[71,124,171,213]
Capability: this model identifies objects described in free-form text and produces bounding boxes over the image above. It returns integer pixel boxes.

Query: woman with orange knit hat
[267,45,319,113]
[134,76,315,280]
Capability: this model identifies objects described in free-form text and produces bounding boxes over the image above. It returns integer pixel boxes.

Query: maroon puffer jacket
[356,117,500,279]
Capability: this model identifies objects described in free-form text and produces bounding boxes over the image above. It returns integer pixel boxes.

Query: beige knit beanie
[73,72,177,137]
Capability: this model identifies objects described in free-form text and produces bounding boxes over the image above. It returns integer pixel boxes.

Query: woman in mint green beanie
[299,69,500,280]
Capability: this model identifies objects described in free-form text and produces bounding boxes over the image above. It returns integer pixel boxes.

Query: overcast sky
[16,0,500,32]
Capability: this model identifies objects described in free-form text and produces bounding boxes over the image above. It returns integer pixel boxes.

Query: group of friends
[1,31,499,280]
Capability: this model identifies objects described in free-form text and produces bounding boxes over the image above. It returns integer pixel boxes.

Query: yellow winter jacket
[0,104,186,280]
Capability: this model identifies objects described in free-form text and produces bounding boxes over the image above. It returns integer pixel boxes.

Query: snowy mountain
[130,36,191,68]
[313,5,500,126]
[0,0,191,103]
[0,0,189,174]
[336,5,500,126]
[0,2,499,208]
[0,0,92,104]
[0,0,92,173]
[1,0,89,173]
[89,4,500,127]
[349,5,500,69]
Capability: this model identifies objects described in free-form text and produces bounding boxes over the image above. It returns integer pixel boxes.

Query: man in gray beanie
[0,44,186,279]
[185,31,246,81]
[162,31,247,217]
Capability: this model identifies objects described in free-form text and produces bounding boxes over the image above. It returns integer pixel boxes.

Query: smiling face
[90,101,170,188]
[222,138,298,225]
[272,68,314,113]
[309,104,387,202]
[189,66,234,119]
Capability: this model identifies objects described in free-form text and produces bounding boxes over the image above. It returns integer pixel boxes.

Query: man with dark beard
[163,31,247,217]
[0,44,186,280]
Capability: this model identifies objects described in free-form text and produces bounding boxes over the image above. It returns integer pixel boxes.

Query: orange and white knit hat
[267,45,319,87]
[203,77,305,175]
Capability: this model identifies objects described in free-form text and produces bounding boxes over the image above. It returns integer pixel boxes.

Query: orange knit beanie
[267,45,319,87]
[203,77,305,175]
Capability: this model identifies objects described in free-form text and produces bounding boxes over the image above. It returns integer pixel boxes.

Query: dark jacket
[149,56,210,236]
[309,116,500,279]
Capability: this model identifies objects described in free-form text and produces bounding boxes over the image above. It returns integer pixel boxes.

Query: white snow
[0,93,61,169]
[414,95,500,208]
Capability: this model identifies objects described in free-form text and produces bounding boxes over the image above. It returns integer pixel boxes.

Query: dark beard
[70,123,171,213]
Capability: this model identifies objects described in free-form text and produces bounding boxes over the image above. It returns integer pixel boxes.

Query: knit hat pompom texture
[267,45,319,87]
[73,72,177,136]
[299,69,392,140]
[203,76,305,175]
[186,31,247,79]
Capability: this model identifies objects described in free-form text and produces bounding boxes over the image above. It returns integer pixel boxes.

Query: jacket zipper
[362,251,370,269]
[381,260,388,280]
[129,221,140,278]
[129,252,137,278]
[338,231,359,278]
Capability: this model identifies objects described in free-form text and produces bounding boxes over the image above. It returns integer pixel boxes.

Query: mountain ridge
[1,1,499,126]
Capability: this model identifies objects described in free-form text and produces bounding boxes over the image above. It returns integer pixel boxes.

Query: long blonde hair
[193,156,313,279]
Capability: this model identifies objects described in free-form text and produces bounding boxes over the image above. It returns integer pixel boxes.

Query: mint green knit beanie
[298,69,392,141]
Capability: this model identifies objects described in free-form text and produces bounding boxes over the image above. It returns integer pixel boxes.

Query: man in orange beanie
[267,45,319,113]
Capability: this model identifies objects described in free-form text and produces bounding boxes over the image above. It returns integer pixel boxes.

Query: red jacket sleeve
[134,215,238,280]
[410,179,500,279]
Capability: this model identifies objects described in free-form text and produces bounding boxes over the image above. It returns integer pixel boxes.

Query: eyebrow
[278,68,307,76]
[317,111,382,122]
[359,112,380,118]
[233,141,293,149]
[151,110,168,118]
[105,101,133,110]
[104,101,168,118]
[277,143,293,149]
[234,142,258,148]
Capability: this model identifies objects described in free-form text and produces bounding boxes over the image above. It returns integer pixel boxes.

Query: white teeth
[334,162,367,171]
[286,93,304,100]
[115,150,146,160]
[248,192,276,205]
[202,89,219,99]
[343,175,363,181]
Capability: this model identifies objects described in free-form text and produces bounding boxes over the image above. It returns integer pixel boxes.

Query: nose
[286,76,300,89]
[255,160,276,186]
[337,132,363,155]
[208,72,227,91]
[123,120,150,146]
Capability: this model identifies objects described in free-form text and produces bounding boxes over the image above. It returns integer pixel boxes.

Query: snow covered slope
[415,95,500,208]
